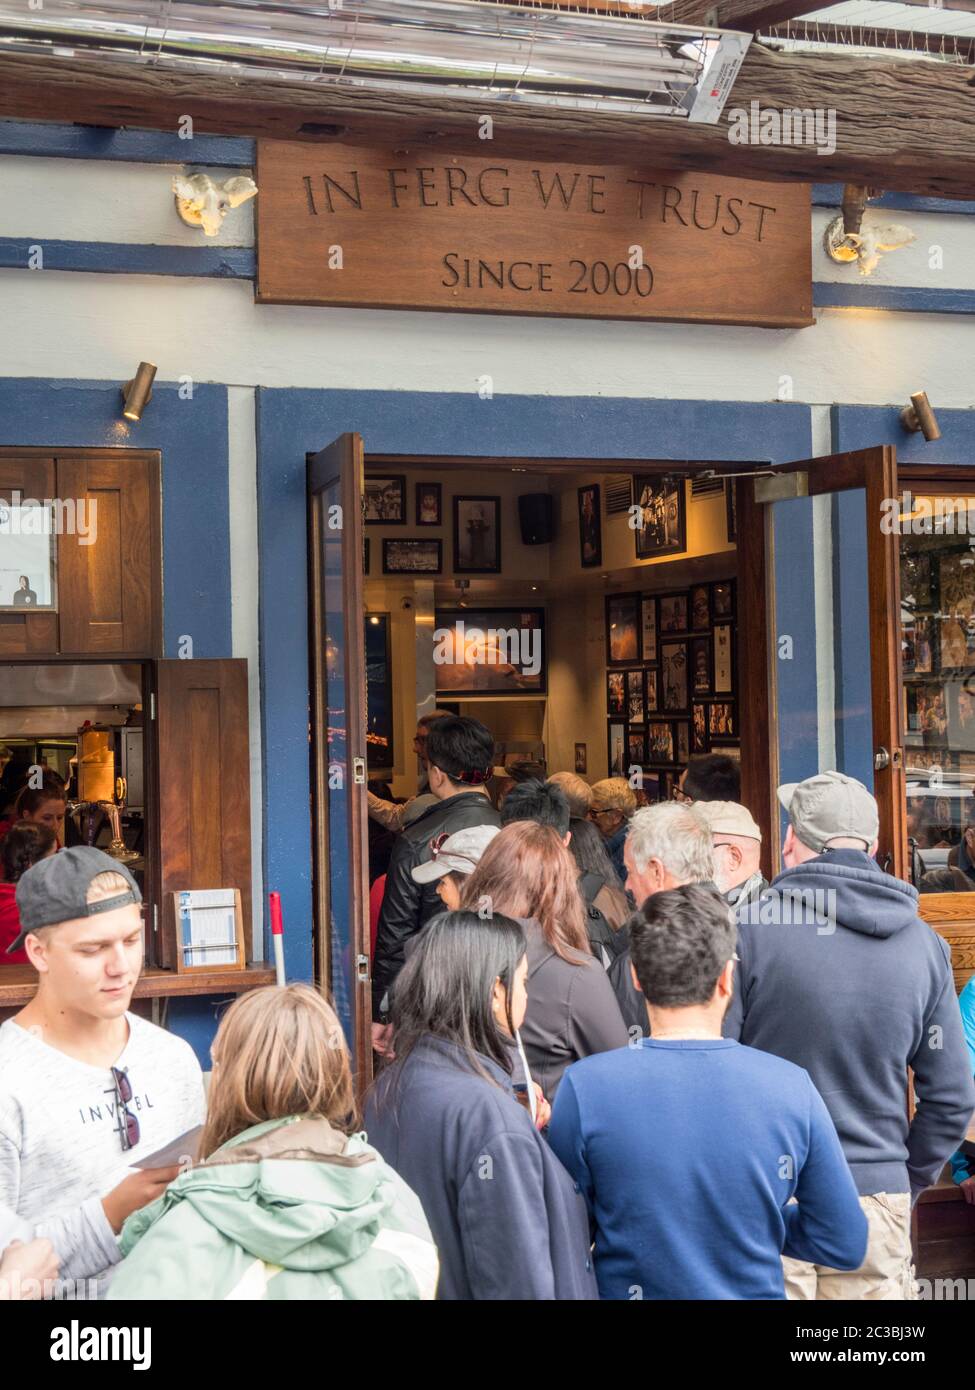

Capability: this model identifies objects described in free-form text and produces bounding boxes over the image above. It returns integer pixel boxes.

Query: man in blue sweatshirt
[725,771,975,1300]
[548,883,868,1300]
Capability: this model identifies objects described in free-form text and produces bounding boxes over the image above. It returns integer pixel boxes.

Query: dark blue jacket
[606,825,628,888]
[364,1036,597,1301]
[725,849,975,1199]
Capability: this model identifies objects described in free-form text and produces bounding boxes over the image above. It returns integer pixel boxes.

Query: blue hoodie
[724,849,975,1200]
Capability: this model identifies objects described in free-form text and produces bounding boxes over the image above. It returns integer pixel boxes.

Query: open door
[750,446,905,879]
[308,433,372,1089]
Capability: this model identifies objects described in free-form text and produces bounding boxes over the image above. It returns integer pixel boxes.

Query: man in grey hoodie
[725,771,975,1300]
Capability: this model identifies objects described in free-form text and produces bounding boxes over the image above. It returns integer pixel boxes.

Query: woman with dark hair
[0,822,57,964]
[461,822,627,1101]
[0,770,66,849]
[364,911,596,1301]
[568,816,631,941]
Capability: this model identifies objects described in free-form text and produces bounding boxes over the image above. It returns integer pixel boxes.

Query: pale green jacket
[106,1115,438,1300]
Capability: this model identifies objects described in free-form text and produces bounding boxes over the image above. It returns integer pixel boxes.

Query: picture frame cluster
[606,579,738,795]
[363,474,502,576]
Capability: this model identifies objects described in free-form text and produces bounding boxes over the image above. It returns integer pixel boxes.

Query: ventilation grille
[691,474,724,499]
[604,475,633,515]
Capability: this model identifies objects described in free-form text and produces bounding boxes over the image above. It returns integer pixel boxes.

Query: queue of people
[1,716,973,1302]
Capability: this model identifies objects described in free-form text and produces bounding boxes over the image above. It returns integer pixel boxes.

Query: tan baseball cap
[777,771,878,853]
[696,800,762,842]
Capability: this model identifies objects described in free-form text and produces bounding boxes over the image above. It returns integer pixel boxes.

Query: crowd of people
[0,714,973,1301]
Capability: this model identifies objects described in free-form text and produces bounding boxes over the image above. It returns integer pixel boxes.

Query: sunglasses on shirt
[111,1066,141,1152]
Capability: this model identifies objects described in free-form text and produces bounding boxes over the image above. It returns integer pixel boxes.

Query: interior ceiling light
[0,0,752,124]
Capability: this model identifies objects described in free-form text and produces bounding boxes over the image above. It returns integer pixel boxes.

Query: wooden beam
[2,42,975,197]
[662,0,828,28]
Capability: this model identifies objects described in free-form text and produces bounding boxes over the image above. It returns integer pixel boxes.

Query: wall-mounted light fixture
[120,362,156,422]
[899,391,941,442]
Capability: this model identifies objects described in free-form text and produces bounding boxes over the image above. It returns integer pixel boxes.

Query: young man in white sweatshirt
[0,847,206,1296]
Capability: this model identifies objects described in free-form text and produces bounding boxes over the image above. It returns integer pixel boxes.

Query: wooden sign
[255,141,812,329]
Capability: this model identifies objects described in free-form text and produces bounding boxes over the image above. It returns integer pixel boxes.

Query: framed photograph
[713,622,734,694]
[659,592,688,634]
[690,636,711,696]
[660,770,677,802]
[633,474,687,560]
[711,742,741,762]
[907,683,948,740]
[363,537,370,574]
[454,495,501,573]
[606,593,640,664]
[640,595,657,662]
[607,670,626,718]
[712,579,735,619]
[648,720,675,764]
[434,607,545,695]
[645,668,658,714]
[903,616,934,676]
[690,584,710,632]
[415,482,442,526]
[661,641,688,712]
[0,500,57,611]
[608,721,626,778]
[382,538,443,574]
[627,729,646,769]
[725,478,738,542]
[692,702,708,753]
[363,474,407,524]
[675,721,690,764]
[578,484,602,568]
[709,702,736,737]
[365,612,394,770]
[627,669,645,723]
[574,742,587,774]
[948,681,975,751]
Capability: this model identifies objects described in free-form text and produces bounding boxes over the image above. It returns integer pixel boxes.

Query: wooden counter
[0,963,276,1009]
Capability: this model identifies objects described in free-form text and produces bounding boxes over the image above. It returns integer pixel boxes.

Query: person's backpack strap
[578,871,604,908]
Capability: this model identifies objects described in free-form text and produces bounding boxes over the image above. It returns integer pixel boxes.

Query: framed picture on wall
[641,595,657,662]
[578,484,602,568]
[692,702,708,753]
[648,720,675,764]
[627,669,645,723]
[382,538,443,574]
[713,579,735,619]
[659,593,688,634]
[0,500,57,611]
[675,721,690,764]
[661,642,688,712]
[725,479,738,542]
[606,593,640,664]
[607,670,626,717]
[365,612,394,770]
[363,537,370,574]
[416,482,442,526]
[711,741,741,762]
[713,623,734,694]
[709,702,736,737]
[627,729,646,769]
[454,495,501,573]
[690,637,711,695]
[574,743,587,774]
[645,668,658,714]
[690,584,710,632]
[608,721,626,778]
[633,475,687,559]
[363,475,407,524]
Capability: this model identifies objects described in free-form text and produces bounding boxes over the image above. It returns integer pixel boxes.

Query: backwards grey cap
[8,847,142,955]
[777,771,879,854]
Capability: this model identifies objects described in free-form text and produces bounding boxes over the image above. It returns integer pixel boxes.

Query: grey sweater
[724,850,975,1199]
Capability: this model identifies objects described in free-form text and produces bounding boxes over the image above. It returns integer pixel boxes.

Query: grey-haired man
[725,771,975,1300]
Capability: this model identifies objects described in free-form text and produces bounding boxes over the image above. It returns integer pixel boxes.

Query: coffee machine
[69,721,139,863]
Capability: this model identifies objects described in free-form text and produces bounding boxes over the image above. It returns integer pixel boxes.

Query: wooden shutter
[56,452,161,655]
[0,454,58,656]
[153,658,252,969]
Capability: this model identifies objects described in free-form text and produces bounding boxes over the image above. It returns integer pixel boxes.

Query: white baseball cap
[412,824,500,884]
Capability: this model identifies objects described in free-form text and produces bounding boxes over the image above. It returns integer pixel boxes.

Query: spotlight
[899,391,941,443]
[121,362,157,422]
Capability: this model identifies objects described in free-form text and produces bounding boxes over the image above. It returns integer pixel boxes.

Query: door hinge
[355,953,370,983]
[353,756,366,785]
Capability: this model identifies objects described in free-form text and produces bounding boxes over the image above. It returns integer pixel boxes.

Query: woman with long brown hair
[107,985,438,1301]
[461,821,627,1101]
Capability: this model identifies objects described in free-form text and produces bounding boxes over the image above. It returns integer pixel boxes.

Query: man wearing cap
[696,801,767,913]
[725,771,975,1300]
[372,716,501,1055]
[0,847,206,1294]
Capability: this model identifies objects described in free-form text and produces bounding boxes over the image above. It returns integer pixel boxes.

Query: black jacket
[372,790,500,1014]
